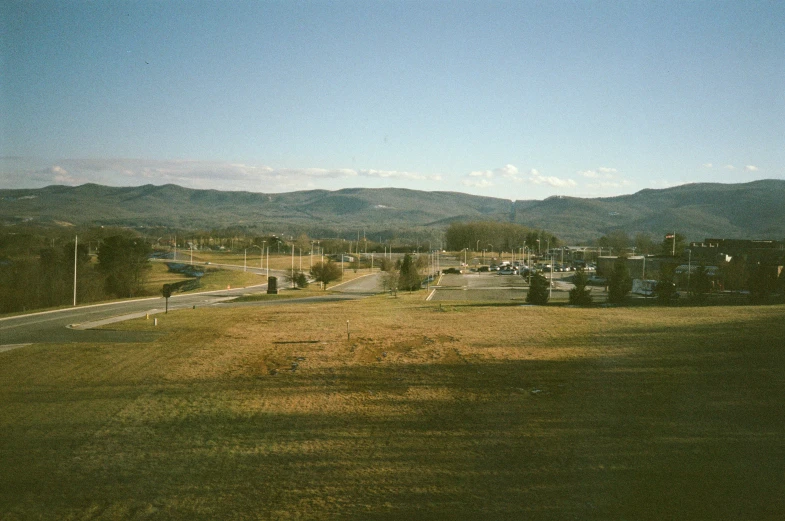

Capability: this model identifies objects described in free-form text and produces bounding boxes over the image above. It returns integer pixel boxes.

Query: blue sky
[2,0,783,200]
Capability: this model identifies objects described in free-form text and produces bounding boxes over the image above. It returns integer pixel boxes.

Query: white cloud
[579,167,617,179]
[51,165,75,183]
[529,169,577,187]
[745,165,759,172]
[724,164,736,170]
[495,164,520,179]
[38,165,88,185]
[466,164,521,181]
[703,163,713,168]
[461,178,494,188]
[359,169,440,181]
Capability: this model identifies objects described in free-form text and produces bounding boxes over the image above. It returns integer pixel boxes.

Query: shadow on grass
[2,312,784,520]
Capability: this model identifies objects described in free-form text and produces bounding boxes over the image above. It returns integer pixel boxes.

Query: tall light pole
[73,235,78,307]
[549,254,553,300]
[251,245,263,270]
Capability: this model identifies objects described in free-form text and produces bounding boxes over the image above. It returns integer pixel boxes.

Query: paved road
[1,271,382,350]
[427,271,582,302]
[328,272,382,293]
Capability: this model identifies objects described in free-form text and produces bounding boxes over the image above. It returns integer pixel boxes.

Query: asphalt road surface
[427,271,582,302]
[1,271,382,350]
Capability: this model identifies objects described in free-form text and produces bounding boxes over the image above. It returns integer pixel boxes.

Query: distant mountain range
[2,180,784,243]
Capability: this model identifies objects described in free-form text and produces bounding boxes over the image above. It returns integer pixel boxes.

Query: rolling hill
[2,180,784,243]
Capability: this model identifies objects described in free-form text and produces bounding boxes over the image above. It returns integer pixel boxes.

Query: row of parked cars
[487,262,597,275]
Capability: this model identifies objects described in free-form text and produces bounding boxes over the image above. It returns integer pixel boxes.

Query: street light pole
[251,245,263,270]
[73,235,78,307]
[549,254,553,300]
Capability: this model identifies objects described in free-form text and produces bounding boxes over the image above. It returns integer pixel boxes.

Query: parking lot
[427,270,602,303]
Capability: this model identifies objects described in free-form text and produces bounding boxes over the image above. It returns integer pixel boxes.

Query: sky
[1,0,783,201]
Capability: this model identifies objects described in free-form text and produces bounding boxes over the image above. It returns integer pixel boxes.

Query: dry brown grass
[193,251,366,273]
[1,297,784,520]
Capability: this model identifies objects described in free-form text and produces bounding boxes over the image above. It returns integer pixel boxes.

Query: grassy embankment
[1,297,783,520]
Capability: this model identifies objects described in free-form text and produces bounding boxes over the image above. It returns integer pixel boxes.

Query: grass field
[1,298,784,520]
[188,251,361,273]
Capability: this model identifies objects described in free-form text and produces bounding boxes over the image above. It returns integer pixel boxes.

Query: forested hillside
[2,180,784,242]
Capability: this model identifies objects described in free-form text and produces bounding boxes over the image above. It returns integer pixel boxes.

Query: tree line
[0,234,152,314]
[445,221,559,253]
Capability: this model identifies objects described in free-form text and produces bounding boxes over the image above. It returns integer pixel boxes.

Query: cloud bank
[3,159,443,193]
[461,164,576,189]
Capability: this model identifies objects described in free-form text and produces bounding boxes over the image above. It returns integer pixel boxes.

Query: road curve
[1,271,382,350]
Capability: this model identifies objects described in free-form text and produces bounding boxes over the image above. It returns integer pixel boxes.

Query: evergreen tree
[97,235,152,298]
[656,264,678,305]
[607,257,632,304]
[748,263,775,303]
[568,269,593,306]
[398,253,421,291]
[526,272,549,305]
[691,265,711,302]
[720,256,746,291]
